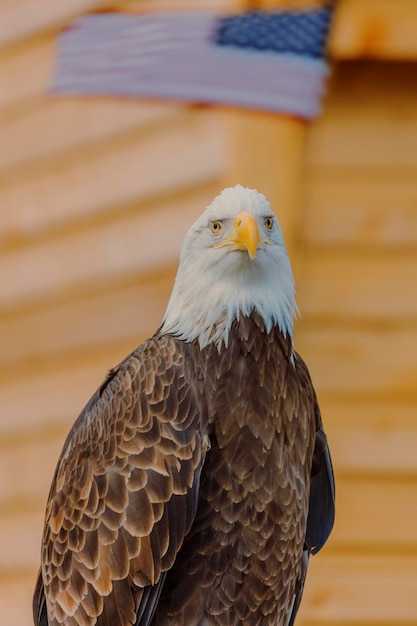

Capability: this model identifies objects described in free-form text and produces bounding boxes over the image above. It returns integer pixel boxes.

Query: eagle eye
[264,216,274,231]
[210,220,222,235]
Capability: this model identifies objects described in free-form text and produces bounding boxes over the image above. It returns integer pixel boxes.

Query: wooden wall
[296,60,417,625]
[1,1,416,625]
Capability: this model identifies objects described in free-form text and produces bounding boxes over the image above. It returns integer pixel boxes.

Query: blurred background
[1,0,417,624]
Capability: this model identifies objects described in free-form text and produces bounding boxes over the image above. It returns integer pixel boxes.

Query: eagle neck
[204,311,294,362]
[159,282,296,352]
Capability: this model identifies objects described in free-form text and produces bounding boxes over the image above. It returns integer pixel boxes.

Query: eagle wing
[33,335,206,626]
[306,400,335,555]
[287,352,335,626]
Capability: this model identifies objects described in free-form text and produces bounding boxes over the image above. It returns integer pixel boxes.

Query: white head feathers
[160,185,298,349]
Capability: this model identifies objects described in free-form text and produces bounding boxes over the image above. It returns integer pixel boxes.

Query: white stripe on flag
[53,12,328,119]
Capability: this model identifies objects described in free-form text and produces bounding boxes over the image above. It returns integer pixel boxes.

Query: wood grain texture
[297,325,417,397]
[0,0,116,48]
[298,251,417,319]
[298,554,417,625]
[0,272,174,372]
[319,401,417,475]
[330,0,417,59]
[306,62,417,169]
[1,2,417,624]
[0,187,218,307]
[0,36,53,112]
[0,99,182,175]
[0,115,224,243]
[301,171,417,247]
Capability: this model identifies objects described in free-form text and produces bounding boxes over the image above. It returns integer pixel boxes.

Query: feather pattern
[35,337,208,626]
[151,314,323,625]
[34,186,334,626]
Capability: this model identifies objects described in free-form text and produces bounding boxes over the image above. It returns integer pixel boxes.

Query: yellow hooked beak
[233,210,261,260]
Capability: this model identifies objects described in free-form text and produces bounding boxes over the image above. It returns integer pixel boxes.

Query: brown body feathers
[34,314,334,626]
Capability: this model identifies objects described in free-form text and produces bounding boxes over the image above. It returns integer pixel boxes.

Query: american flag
[53,7,333,120]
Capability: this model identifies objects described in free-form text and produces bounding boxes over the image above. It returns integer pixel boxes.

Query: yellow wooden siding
[295,61,417,625]
[247,0,417,59]
[330,0,417,59]
[1,2,417,626]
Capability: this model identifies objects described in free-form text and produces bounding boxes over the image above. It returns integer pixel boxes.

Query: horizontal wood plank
[0,36,53,112]
[0,508,44,572]
[301,171,417,247]
[0,0,112,49]
[332,476,417,549]
[0,99,181,175]
[306,62,417,170]
[0,186,217,308]
[0,114,224,243]
[0,269,175,372]
[320,401,417,475]
[298,553,417,624]
[0,573,38,626]
[0,437,65,510]
[298,251,417,319]
[330,0,417,60]
[307,107,417,170]
[296,325,417,398]
[0,347,134,437]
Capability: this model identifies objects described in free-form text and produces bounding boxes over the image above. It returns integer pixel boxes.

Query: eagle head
[160,185,297,349]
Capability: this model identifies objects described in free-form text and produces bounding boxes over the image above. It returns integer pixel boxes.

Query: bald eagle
[33,185,334,626]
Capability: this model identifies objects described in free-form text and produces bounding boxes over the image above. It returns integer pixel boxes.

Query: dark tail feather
[33,568,48,626]
[306,429,335,555]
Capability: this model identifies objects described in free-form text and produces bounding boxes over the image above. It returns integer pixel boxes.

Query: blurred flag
[53,7,334,120]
